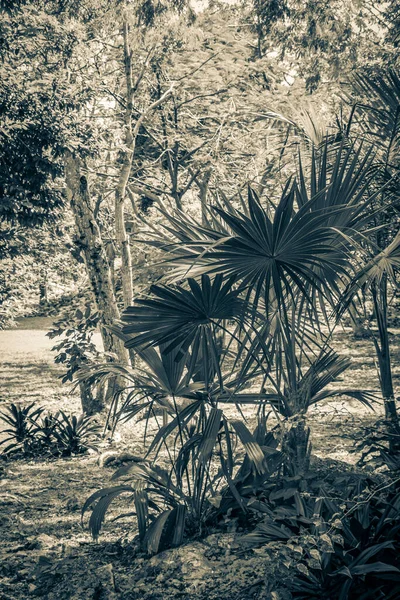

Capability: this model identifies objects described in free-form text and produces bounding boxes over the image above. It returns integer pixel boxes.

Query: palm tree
[120,142,383,472]
[332,69,400,424]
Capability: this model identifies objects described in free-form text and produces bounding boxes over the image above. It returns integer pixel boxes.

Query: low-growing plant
[0,402,44,455]
[0,403,100,458]
[242,482,400,599]
[82,402,283,554]
[352,418,400,473]
[51,411,100,456]
[34,413,61,454]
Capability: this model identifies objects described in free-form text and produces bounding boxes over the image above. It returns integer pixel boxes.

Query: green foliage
[82,406,283,553]
[81,142,383,551]
[243,483,400,599]
[248,0,396,92]
[48,302,100,384]
[0,402,44,455]
[0,403,100,457]
[352,418,400,471]
[0,4,92,230]
[49,411,100,456]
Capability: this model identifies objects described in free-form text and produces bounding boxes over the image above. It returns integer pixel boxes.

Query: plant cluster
[0,402,100,457]
[242,480,400,599]
[1,3,399,598]
[79,81,400,600]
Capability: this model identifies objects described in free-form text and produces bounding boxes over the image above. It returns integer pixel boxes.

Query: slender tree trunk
[115,20,135,312]
[64,151,129,371]
[116,20,173,310]
[371,279,398,423]
[104,240,116,290]
[198,168,212,226]
[39,277,47,305]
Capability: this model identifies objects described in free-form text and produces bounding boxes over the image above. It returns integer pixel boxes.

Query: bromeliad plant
[0,402,44,455]
[0,403,100,457]
[50,411,101,456]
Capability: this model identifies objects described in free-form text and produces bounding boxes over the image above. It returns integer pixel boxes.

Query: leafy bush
[48,302,100,384]
[0,403,44,455]
[50,411,100,456]
[0,403,100,457]
[242,483,400,599]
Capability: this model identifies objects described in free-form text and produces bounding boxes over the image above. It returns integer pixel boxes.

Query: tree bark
[116,20,173,311]
[282,418,311,477]
[64,151,129,370]
[198,168,212,226]
[115,20,135,311]
[78,381,105,416]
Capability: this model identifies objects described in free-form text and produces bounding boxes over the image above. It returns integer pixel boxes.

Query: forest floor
[1,319,399,600]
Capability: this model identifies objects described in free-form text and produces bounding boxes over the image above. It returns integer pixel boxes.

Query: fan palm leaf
[121,274,247,387]
[139,142,384,316]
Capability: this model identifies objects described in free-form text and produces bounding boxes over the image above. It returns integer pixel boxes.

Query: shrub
[0,403,100,458]
[242,482,400,599]
[0,402,44,455]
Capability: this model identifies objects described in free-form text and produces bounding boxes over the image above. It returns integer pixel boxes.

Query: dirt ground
[1,320,399,599]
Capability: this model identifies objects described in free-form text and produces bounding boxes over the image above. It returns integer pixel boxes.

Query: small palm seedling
[0,403,44,455]
[51,412,100,456]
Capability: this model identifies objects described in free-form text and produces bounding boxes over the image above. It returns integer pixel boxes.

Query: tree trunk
[39,281,47,305]
[348,303,370,339]
[115,20,135,312]
[64,151,129,368]
[282,417,311,477]
[371,279,398,424]
[115,20,173,366]
[79,381,105,416]
[198,168,212,226]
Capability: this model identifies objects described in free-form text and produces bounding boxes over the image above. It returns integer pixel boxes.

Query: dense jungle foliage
[1,1,400,599]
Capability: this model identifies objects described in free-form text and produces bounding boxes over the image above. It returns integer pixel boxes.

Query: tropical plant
[50,412,100,456]
[0,403,100,458]
[256,77,400,427]
[82,404,283,553]
[339,225,400,426]
[32,412,61,455]
[0,402,44,455]
[122,143,383,471]
[339,69,400,426]
[242,483,400,599]
[79,136,385,550]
